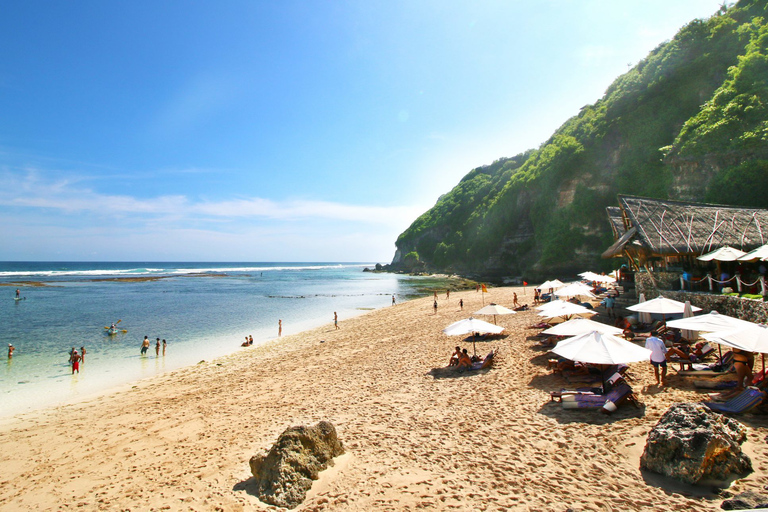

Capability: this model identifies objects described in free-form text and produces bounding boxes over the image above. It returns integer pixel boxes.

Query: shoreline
[1,285,766,510]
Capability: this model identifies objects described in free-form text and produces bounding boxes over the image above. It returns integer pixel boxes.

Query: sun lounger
[703,387,766,414]
[676,351,734,376]
[561,382,636,413]
[668,343,716,370]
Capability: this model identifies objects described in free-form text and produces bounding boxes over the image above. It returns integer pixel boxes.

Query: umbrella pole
[494,315,497,325]
[472,335,477,357]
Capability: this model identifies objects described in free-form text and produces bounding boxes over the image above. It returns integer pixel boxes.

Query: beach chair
[703,387,766,414]
[668,343,716,370]
[676,351,734,376]
[560,382,637,413]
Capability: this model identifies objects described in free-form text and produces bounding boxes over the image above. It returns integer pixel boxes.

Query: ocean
[0,262,428,418]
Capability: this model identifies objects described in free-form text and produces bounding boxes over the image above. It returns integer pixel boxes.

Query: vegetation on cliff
[394,0,768,279]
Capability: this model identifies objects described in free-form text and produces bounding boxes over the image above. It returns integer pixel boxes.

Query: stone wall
[634,271,768,323]
[635,272,680,298]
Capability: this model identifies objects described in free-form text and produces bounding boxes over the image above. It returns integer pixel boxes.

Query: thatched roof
[605,206,626,238]
[602,195,768,259]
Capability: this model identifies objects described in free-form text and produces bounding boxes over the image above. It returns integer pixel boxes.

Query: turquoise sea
[0,262,425,417]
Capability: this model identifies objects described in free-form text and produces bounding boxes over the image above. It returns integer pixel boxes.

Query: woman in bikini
[733,348,754,392]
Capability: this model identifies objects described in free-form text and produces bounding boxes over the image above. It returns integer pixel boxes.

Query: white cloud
[0,169,421,260]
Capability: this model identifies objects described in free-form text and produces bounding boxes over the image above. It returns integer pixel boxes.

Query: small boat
[106,327,120,335]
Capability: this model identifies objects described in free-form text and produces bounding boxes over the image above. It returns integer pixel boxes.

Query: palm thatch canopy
[603,195,768,263]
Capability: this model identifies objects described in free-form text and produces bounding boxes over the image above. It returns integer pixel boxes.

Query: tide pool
[0,262,428,417]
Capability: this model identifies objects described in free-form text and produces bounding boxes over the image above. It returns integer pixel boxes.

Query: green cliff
[392,0,768,280]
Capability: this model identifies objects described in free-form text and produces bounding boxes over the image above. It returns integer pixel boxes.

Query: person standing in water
[155,338,161,356]
[80,346,86,363]
[70,350,81,374]
[141,336,150,355]
[15,289,20,299]
[162,339,166,356]
[8,344,14,359]
[278,320,282,337]
[334,312,339,330]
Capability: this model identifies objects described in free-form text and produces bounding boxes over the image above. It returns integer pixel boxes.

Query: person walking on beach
[162,339,166,356]
[433,300,438,315]
[278,320,282,337]
[155,338,161,356]
[645,330,668,386]
[513,293,520,308]
[604,293,616,319]
[459,298,463,310]
[8,344,14,359]
[446,289,450,299]
[80,346,86,363]
[392,295,396,306]
[70,350,81,374]
[141,336,150,355]
[334,312,339,330]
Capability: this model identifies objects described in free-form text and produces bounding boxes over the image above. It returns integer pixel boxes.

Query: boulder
[249,421,344,509]
[721,491,768,510]
[640,403,751,485]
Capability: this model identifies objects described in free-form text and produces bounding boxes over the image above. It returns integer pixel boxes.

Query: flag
[523,281,528,286]
[481,284,487,293]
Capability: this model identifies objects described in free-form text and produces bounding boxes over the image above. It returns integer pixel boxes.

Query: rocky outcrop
[721,491,768,510]
[249,421,344,509]
[640,403,751,485]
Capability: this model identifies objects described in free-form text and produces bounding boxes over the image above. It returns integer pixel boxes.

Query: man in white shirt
[644,330,668,386]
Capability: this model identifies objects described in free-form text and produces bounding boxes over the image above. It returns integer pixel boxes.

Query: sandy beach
[1,285,767,511]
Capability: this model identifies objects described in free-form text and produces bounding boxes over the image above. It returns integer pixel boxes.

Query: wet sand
[1,286,767,510]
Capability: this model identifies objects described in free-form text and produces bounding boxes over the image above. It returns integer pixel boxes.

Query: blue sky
[0,0,724,262]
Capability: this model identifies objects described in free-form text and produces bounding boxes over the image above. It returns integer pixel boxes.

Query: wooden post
[680,275,685,291]
[707,274,713,292]
[736,273,742,293]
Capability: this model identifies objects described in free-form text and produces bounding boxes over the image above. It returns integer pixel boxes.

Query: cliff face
[393,0,768,280]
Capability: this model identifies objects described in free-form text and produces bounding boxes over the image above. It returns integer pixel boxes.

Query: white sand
[1,285,767,511]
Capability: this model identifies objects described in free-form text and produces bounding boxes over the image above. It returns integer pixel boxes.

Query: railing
[680,273,767,296]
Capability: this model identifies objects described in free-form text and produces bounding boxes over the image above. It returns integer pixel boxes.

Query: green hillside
[392,0,768,280]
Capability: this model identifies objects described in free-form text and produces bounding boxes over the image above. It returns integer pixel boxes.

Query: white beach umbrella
[579,271,616,284]
[535,299,569,311]
[536,279,564,291]
[626,296,702,317]
[697,246,747,262]
[666,310,755,333]
[444,317,505,355]
[592,274,617,284]
[679,301,696,341]
[443,317,505,336]
[553,282,596,299]
[703,324,768,354]
[474,303,516,325]
[738,244,768,262]
[552,330,652,365]
[636,293,652,325]
[542,318,623,337]
[538,302,596,323]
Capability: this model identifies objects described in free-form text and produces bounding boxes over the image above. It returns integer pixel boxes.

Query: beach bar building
[602,195,768,301]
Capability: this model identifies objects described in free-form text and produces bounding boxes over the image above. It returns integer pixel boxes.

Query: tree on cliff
[393,0,768,279]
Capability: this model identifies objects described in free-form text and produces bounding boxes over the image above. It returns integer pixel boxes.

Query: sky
[0,0,725,262]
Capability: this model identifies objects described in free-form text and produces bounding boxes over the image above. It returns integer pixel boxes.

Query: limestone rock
[640,403,751,485]
[249,421,344,509]
[721,490,768,510]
